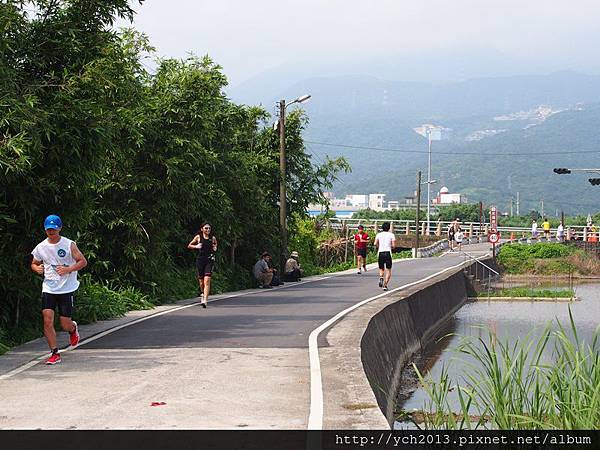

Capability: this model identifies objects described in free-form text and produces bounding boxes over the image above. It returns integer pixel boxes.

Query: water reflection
[394,283,600,428]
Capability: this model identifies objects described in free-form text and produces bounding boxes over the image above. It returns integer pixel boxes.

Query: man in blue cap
[31,215,87,365]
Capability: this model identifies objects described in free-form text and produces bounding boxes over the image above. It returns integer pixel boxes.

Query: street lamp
[553,167,600,185]
[278,94,311,270]
[413,124,442,234]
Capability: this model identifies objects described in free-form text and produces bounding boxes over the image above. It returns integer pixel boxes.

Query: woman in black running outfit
[188,223,217,308]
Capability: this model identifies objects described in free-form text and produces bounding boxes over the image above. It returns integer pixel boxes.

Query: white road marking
[0,257,410,380]
[307,255,488,429]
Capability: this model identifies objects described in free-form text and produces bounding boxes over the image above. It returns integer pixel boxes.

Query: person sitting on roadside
[284,251,303,282]
[253,252,274,288]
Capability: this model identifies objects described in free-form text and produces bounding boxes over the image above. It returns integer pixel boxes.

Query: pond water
[394,282,600,429]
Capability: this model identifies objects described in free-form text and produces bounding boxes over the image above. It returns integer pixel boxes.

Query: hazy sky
[125,0,600,87]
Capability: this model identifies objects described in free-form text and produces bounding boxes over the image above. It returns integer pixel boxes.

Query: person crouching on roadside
[253,252,274,288]
[284,251,303,282]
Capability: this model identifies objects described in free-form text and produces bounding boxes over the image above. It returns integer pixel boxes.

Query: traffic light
[553,168,571,174]
[589,178,600,186]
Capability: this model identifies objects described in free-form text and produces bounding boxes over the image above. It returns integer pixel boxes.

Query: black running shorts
[378,251,392,270]
[356,247,367,258]
[196,257,214,277]
[41,291,75,317]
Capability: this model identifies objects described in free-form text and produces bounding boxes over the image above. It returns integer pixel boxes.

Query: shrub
[74,277,153,325]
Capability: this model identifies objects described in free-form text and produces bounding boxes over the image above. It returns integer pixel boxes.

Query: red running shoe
[45,353,61,365]
[69,321,80,347]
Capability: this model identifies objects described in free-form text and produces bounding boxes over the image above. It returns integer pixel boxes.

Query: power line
[305,140,600,156]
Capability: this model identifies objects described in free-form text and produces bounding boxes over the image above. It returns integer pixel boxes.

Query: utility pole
[510,198,514,217]
[415,171,422,257]
[279,99,287,271]
[540,199,544,218]
[426,131,432,235]
[516,191,520,216]
[479,201,483,234]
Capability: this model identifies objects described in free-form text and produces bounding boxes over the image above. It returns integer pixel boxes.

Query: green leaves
[1,1,350,350]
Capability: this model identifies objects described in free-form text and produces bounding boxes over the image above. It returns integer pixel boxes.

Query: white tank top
[31,236,80,294]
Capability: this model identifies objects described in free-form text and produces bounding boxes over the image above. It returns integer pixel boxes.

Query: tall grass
[413,309,600,429]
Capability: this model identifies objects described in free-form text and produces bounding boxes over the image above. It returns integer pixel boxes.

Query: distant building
[387,201,400,210]
[433,186,464,204]
[345,194,368,208]
[369,193,386,211]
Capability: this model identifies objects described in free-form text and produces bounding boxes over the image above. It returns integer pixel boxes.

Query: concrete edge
[319,261,474,429]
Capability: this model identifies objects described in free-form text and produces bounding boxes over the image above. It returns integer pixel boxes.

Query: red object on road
[150,402,166,406]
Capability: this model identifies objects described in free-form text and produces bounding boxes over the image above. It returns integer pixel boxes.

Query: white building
[369,193,386,211]
[387,200,400,210]
[434,186,463,204]
[345,194,368,208]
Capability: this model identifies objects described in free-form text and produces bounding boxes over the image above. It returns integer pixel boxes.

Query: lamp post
[278,94,311,271]
[413,124,441,234]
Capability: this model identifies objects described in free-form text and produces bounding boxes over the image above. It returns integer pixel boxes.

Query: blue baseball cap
[44,215,63,230]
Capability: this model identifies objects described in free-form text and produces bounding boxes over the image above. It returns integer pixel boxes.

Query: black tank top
[197,236,214,259]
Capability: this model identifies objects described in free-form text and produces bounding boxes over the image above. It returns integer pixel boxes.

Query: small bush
[498,243,579,274]
[74,278,153,325]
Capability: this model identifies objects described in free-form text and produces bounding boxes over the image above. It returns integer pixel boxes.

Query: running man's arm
[392,235,397,250]
[187,235,201,249]
[374,236,379,249]
[212,236,218,252]
[31,257,44,275]
[56,243,87,276]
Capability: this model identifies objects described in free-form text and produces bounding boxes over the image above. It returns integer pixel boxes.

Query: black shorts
[41,291,75,317]
[356,247,367,258]
[378,251,392,270]
[196,257,215,277]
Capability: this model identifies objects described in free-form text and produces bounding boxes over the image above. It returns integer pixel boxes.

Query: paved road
[0,245,490,429]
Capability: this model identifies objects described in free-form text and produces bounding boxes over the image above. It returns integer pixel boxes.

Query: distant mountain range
[232,71,600,215]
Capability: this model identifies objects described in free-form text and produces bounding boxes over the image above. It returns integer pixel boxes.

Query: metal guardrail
[459,250,500,297]
[325,218,591,240]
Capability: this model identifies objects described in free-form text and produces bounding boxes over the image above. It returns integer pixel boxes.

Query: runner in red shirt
[354,225,369,274]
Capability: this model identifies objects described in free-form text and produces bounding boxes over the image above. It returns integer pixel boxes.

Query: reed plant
[413,309,600,429]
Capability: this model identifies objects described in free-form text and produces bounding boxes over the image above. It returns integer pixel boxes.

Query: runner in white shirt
[31,215,87,365]
[374,222,396,291]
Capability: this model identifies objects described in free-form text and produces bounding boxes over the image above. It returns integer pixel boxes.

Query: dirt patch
[342,403,378,410]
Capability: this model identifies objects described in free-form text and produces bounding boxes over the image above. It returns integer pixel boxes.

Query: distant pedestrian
[253,252,274,288]
[531,220,539,239]
[454,229,464,251]
[447,221,456,251]
[354,225,369,274]
[542,218,551,239]
[589,223,599,243]
[557,222,565,243]
[374,222,396,291]
[188,222,217,308]
[30,215,87,365]
[284,251,303,282]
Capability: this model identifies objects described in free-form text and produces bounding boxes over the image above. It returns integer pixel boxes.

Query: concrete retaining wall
[360,269,471,425]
